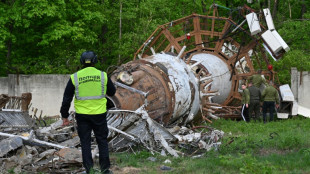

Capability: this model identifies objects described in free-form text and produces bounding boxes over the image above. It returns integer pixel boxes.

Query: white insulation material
[146,53,200,121]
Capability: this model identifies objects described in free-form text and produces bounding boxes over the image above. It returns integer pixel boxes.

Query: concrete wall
[291,68,310,108]
[0,77,9,94]
[0,74,73,116]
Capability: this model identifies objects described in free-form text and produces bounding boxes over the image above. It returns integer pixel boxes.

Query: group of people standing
[241,70,280,123]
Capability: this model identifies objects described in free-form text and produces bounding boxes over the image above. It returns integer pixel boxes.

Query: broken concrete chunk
[167,126,181,135]
[13,165,22,174]
[163,159,171,164]
[147,157,157,162]
[56,148,82,163]
[60,136,80,147]
[160,149,166,156]
[23,145,39,156]
[19,153,33,166]
[38,149,57,159]
[0,137,23,157]
[160,165,172,171]
[16,145,39,166]
[38,114,73,134]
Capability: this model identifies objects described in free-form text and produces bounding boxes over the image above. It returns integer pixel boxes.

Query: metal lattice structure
[131,6,279,119]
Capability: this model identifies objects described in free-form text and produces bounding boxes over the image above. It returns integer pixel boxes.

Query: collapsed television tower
[108,4,289,125]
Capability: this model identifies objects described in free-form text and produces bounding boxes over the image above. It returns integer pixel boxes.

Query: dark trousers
[241,104,249,122]
[249,100,260,121]
[263,101,275,122]
[76,113,110,173]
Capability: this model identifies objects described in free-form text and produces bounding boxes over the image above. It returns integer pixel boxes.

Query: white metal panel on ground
[271,30,290,52]
[246,12,262,35]
[298,105,310,118]
[279,84,294,101]
[277,112,289,119]
[261,30,283,53]
[263,8,275,30]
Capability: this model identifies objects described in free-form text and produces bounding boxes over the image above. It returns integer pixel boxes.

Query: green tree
[0,0,106,75]
[0,0,309,85]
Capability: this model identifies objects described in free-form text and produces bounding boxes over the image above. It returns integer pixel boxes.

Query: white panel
[261,30,282,53]
[246,12,262,35]
[291,101,298,116]
[263,8,275,30]
[279,84,294,101]
[271,30,290,52]
[277,113,289,119]
[298,105,310,118]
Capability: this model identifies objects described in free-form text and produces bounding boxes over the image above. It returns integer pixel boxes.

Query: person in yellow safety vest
[60,51,116,174]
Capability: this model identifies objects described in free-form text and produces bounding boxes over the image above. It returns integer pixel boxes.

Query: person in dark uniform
[247,81,261,121]
[60,51,116,174]
[262,81,280,123]
[241,83,250,122]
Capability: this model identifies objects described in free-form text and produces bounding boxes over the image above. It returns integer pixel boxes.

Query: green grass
[110,116,310,174]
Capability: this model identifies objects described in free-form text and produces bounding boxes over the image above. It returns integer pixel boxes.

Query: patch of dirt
[111,166,141,174]
[258,148,293,156]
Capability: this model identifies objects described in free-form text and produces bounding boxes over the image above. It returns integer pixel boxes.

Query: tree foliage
[0,0,309,85]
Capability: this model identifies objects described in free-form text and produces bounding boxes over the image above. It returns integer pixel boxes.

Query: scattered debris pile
[107,106,224,157]
[0,112,87,173]
[0,94,224,173]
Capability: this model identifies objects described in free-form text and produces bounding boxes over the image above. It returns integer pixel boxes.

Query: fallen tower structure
[108,4,289,122]
[0,4,293,173]
[105,4,291,153]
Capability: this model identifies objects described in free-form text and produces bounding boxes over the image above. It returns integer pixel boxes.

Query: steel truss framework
[134,6,279,119]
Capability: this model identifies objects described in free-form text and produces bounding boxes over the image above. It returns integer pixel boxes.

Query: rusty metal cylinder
[110,53,200,125]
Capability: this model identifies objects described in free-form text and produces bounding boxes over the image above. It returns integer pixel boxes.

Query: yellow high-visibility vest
[71,67,108,114]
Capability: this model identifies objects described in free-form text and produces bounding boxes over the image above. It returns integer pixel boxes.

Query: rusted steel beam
[134,27,161,60]
[21,93,32,111]
[0,94,9,109]
[211,7,216,38]
[148,29,165,53]
[215,20,231,52]
[193,16,203,50]
[162,29,182,53]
